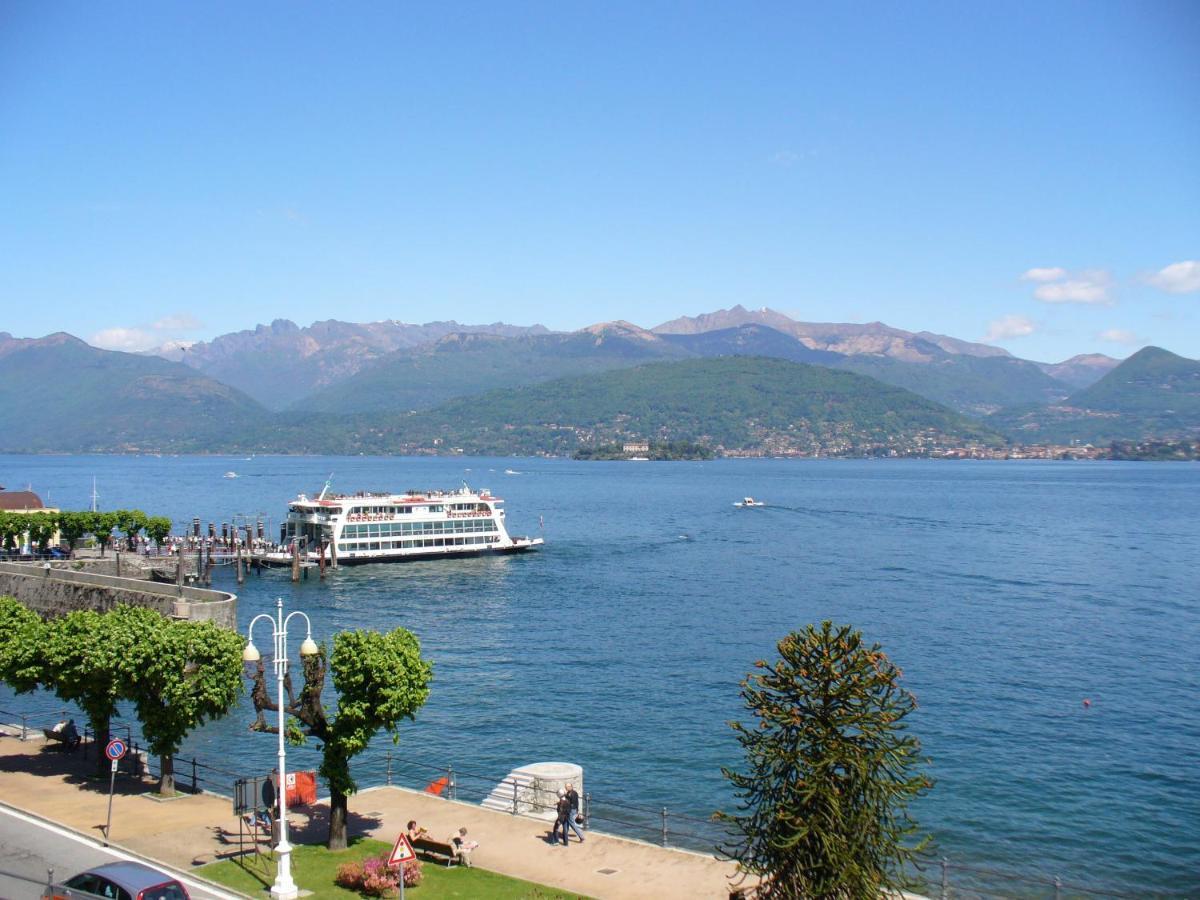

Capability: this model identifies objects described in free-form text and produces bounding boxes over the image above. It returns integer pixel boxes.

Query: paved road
[0,805,242,900]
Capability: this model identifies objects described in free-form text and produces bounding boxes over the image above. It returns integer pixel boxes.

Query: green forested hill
[989,347,1200,443]
[838,346,1069,416]
[282,356,1004,456]
[0,333,268,452]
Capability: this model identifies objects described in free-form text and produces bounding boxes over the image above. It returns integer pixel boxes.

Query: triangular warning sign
[388,832,416,867]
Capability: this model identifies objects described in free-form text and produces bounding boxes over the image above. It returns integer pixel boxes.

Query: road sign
[110,759,118,773]
[387,832,416,867]
[105,739,127,761]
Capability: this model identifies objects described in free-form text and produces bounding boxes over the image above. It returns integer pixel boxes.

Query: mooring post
[318,542,326,580]
[291,545,300,583]
[191,758,198,794]
[386,750,392,786]
[511,779,518,814]
[940,858,948,899]
[583,791,590,830]
[1054,876,1062,900]
[236,544,244,585]
[447,766,455,800]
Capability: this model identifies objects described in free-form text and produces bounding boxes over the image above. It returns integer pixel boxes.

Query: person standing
[565,783,585,843]
[553,788,571,847]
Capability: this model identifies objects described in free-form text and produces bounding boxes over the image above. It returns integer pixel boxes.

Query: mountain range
[0,308,1195,455]
[155,318,550,410]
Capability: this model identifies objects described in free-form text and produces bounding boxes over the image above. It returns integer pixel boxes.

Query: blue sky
[1,2,1197,363]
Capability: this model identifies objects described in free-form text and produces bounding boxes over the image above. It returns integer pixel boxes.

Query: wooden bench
[411,836,460,867]
[42,727,81,750]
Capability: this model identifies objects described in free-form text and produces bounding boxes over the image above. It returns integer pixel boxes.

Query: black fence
[0,702,1171,898]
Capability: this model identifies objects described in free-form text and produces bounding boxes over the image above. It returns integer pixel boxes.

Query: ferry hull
[256,539,542,568]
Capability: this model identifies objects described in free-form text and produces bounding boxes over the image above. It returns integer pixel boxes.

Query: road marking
[0,803,244,900]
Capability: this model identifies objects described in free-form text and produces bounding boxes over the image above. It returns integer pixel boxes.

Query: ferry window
[370,542,380,550]
[429,505,442,513]
[435,538,444,546]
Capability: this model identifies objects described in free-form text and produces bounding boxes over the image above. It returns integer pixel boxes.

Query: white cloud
[982,315,1036,342]
[89,327,157,352]
[1020,267,1067,282]
[1146,260,1200,294]
[1032,270,1112,305]
[151,313,203,331]
[1097,328,1139,345]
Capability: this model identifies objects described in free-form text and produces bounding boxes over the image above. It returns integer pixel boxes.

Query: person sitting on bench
[450,827,478,867]
[50,719,81,750]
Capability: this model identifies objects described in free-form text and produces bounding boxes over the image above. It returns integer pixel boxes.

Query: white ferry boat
[266,483,543,566]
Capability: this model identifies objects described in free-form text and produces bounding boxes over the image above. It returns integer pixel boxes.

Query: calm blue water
[2,454,1198,894]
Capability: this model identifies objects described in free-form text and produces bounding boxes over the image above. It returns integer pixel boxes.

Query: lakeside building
[0,487,61,550]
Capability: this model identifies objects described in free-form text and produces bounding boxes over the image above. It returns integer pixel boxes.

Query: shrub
[334,854,422,896]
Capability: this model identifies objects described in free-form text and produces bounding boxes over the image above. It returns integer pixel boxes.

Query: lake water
[1,454,1197,895]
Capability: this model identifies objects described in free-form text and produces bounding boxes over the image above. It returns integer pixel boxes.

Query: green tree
[58,512,89,558]
[25,512,59,553]
[0,513,21,552]
[86,511,120,556]
[717,621,931,899]
[0,596,47,694]
[249,628,433,850]
[42,608,137,777]
[120,608,244,795]
[144,516,173,550]
[114,510,148,551]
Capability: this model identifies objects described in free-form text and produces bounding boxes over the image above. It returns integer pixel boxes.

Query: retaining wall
[0,561,237,628]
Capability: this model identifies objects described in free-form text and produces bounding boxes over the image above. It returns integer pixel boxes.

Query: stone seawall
[0,562,237,629]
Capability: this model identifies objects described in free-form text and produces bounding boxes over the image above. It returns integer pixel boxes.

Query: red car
[43,861,189,900]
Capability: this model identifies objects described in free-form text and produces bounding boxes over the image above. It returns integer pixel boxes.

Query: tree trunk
[328,788,349,851]
[159,754,175,796]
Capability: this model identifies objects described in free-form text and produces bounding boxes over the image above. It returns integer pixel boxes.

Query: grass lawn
[199,838,589,899]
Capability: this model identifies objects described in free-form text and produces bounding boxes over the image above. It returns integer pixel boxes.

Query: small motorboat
[734,497,765,507]
[224,471,238,479]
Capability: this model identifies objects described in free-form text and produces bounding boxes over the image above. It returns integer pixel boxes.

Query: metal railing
[919,857,1151,899]
[0,701,1173,898]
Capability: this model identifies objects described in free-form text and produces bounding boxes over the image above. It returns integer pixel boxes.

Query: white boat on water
[734,497,765,507]
[224,471,238,479]
[262,482,544,566]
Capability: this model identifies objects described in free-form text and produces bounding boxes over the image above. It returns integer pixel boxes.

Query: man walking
[565,783,585,843]
[553,788,571,847]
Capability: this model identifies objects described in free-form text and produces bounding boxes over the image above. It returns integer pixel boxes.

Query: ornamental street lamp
[244,597,319,900]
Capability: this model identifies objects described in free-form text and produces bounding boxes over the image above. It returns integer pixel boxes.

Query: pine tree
[717,621,931,899]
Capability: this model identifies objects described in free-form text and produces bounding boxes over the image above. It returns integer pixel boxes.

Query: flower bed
[335,853,422,896]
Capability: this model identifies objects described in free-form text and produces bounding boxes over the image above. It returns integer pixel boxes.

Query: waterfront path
[0,730,745,899]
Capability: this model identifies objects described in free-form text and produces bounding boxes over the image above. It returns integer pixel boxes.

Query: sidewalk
[0,731,745,899]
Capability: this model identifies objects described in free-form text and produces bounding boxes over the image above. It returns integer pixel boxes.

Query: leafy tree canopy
[249,626,433,849]
[122,607,245,794]
[0,596,47,694]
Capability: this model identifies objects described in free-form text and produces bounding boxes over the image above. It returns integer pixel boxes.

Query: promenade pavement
[0,730,747,899]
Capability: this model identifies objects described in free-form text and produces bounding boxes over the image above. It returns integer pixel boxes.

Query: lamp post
[244,597,319,900]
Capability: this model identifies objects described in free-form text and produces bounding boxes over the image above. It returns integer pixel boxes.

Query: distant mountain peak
[580,320,661,341]
[652,305,799,335]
